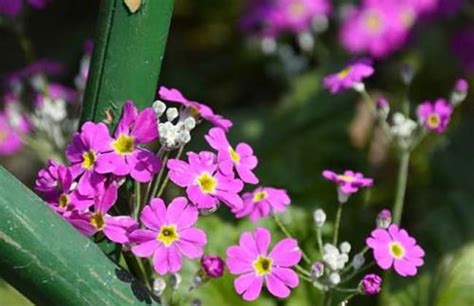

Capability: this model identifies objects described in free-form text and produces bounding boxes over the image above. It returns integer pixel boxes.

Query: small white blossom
[340,242,351,254]
[329,272,341,285]
[166,107,179,122]
[352,82,365,93]
[352,253,365,270]
[153,278,166,296]
[152,100,166,117]
[313,209,327,228]
[323,244,349,271]
[390,112,417,149]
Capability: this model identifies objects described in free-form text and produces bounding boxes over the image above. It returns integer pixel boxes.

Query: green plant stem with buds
[392,151,410,225]
[316,227,324,257]
[359,88,392,140]
[332,204,343,245]
[133,181,142,220]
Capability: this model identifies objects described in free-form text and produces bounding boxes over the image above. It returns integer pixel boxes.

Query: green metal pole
[0,167,154,305]
[82,0,175,123]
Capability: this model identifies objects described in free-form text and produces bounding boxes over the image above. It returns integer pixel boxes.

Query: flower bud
[166,108,179,122]
[376,98,390,119]
[400,64,415,85]
[451,78,469,106]
[329,272,341,285]
[201,255,225,278]
[169,273,181,291]
[311,262,324,279]
[352,253,365,270]
[152,100,166,117]
[352,82,365,93]
[376,209,392,229]
[337,188,350,204]
[313,209,327,228]
[359,274,382,295]
[340,242,351,254]
[152,278,166,296]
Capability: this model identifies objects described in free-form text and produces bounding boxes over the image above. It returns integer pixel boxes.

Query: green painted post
[82,0,175,123]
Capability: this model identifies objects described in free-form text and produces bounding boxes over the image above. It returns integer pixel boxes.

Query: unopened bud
[352,82,365,93]
[201,255,225,278]
[311,262,325,279]
[170,273,181,291]
[313,209,327,227]
[376,98,390,119]
[352,253,365,270]
[329,272,341,285]
[400,64,415,85]
[153,278,166,296]
[340,242,351,254]
[376,209,392,229]
[153,100,166,117]
[337,188,350,204]
[359,274,382,295]
[451,78,469,106]
[166,108,179,122]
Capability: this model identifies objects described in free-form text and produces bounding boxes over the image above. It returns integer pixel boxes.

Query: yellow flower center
[364,11,383,33]
[113,134,135,155]
[90,212,106,230]
[253,256,273,276]
[289,1,305,17]
[229,147,240,164]
[81,149,97,170]
[427,113,441,129]
[196,172,217,194]
[400,10,415,28]
[337,67,351,79]
[253,191,269,203]
[0,131,6,144]
[389,242,405,259]
[157,225,179,247]
[337,175,355,182]
[58,193,71,209]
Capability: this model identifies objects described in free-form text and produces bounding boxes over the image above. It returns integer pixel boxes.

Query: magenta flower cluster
[240,0,331,39]
[340,0,440,58]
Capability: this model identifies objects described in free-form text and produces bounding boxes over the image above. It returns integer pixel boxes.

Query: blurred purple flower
[0,0,49,16]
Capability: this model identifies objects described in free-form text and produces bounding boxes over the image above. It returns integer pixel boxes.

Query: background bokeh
[1,0,473,305]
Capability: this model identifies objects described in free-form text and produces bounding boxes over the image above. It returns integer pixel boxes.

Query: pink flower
[233,187,290,222]
[226,227,302,301]
[323,61,374,94]
[129,197,207,275]
[366,224,425,277]
[35,160,94,214]
[101,101,161,183]
[68,183,137,244]
[159,86,233,131]
[66,122,114,194]
[360,274,382,295]
[205,127,259,184]
[416,99,453,133]
[339,1,413,58]
[167,151,244,210]
[0,0,49,17]
[322,169,373,196]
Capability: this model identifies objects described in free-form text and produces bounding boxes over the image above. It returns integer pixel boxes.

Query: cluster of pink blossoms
[340,0,439,58]
[34,88,300,301]
[0,0,49,17]
[240,0,331,39]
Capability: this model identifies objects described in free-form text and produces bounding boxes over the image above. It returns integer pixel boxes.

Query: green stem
[322,292,332,306]
[156,145,184,198]
[338,292,359,304]
[148,151,170,201]
[360,89,392,141]
[273,213,312,265]
[332,204,343,245]
[133,181,142,220]
[316,227,324,257]
[392,151,410,225]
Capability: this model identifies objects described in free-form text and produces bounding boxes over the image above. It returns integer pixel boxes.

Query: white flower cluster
[390,112,417,149]
[323,243,350,272]
[153,100,196,150]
